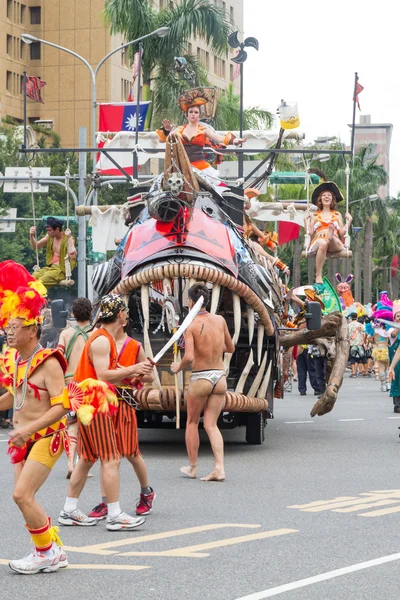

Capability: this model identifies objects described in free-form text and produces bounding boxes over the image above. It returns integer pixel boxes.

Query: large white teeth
[257,323,265,365]
[223,293,241,374]
[141,284,162,390]
[258,361,272,399]
[247,306,255,345]
[235,349,254,394]
[232,293,241,345]
[210,284,221,314]
[248,352,267,397]
[163,278,173,298]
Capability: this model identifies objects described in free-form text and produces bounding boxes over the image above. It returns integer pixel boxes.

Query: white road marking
[337,418,365,422]
[234,551,400,599]
[387,416,400,419]
[284,421,314,424]
[0,440,9,443]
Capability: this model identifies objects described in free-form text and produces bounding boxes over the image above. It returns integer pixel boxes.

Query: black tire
[245,412,265,445]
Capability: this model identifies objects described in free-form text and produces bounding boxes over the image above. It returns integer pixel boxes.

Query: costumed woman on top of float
[306,175,352,284]
[156,87,246,185]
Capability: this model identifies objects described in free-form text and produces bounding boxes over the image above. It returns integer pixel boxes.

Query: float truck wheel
[245,412,265,445]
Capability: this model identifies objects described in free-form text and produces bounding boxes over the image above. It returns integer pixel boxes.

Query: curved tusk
[247,306,255,345]
[257,323,265,365]
[232,293,241,345]
[235,349,254,394]
[258,361,272,400]
[163,278,173,297]
[248,352,267,397]
[141,284,162,390]
[210,284,221,314]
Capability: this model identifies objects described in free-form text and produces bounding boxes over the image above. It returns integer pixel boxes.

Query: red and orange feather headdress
[0,261,47,328]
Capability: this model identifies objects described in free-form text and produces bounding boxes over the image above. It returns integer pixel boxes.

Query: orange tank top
[74,328,118,383]
[118,337,141,367]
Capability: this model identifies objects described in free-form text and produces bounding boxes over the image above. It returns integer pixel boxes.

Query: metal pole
[92,78,97,176]
[238,61,244,182]
[133,41,143,180]
[350,72,358,159]
[78,127,87,297]
[23,71,27,150]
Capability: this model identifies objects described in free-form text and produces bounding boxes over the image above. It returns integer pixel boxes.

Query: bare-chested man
[0,261,71,574]
[57,297,93,477]
[171,283,235,481]
[30,217,77,289]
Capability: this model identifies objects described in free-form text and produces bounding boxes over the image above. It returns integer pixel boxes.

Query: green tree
[104,0,232,126]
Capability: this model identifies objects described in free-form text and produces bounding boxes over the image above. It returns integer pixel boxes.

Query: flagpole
[133,41,143,180]
[23,71,27,150]
[350,71,358,159]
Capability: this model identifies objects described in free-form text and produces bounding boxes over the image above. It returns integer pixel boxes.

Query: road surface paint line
[118,529,298,558]
[233,551,400,599]
[284,421,314,424]
[338,418,365,422]
[64,524,261,555]
[387,416,400,419]
[68,564,150,571]
[0,440,8,443]
[333,499,400,513]
[290,494,400,512]
[0,560,8,565]
[359,505,400,517]
[288,497,356,509]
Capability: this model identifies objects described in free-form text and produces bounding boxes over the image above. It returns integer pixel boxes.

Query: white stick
[235,349,254,394]
[248,352,267,397]
[257,323,265,365]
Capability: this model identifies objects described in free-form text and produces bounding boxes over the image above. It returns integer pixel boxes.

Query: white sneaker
[9,549,59,575]
[58,508,97,526]
[53,543,68,568]
[106,512,145,531]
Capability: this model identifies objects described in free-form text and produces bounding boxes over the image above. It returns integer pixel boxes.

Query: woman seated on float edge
[156,88,246,181]
[306,180,352,284]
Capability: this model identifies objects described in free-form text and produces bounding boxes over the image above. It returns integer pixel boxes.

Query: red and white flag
[25,76,46,104]
[353,77,364,110]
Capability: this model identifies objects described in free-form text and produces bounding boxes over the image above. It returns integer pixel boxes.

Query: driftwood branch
[280,312,349,417]
[280,312,343,349]
[310,315,349,417]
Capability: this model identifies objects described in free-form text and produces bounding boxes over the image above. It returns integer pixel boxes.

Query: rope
[303,162,311,255]
[29,167,40,271]
[62,163,74,285]
[344,161,351,252]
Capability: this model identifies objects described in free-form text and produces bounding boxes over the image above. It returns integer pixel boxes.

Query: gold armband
[50,388,71,410]
[223,131,235,145]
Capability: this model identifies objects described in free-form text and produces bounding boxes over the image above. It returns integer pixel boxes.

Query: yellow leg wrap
[49,525,64,547]
[26,520,52,552]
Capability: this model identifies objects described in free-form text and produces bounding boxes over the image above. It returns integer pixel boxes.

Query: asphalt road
[1,373,400,600]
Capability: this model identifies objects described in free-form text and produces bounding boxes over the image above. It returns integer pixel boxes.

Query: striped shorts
[78,401,139,463]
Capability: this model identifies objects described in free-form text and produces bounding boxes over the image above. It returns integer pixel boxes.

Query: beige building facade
[1,0,243,147]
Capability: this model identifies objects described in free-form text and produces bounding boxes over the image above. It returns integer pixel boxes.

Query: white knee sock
[107,501,121,519]
[64,497,78,513]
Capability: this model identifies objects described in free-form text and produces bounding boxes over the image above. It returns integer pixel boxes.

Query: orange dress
[309,210,342,251]
[156,124,211,170]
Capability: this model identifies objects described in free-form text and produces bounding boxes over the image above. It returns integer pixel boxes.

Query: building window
[197,47,209,69]
[230,5,234,21]
[121,79,131,101]
[6,35,13,55]
[214,57,226,79]
[20,3,25,22]
[7,0,13,20]
[30,42,41,60]
[230,64,234,81]
[187,42,192,55]
[30,6,41,24]
[20,38,24,59]
[6,71,12,92]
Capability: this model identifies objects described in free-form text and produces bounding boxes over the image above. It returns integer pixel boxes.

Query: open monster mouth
[112,261,277,414]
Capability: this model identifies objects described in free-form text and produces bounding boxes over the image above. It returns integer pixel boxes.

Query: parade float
[79,102,350,444]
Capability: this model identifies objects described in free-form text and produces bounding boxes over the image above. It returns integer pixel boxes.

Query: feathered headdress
[0,261,47,328]
[308,168,343,205]
[177,87,212,113]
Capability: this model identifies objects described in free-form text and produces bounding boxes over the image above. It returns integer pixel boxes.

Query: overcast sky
[243,0,398,196]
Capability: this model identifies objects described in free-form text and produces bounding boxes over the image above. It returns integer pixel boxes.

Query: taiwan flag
[99,102,151,133]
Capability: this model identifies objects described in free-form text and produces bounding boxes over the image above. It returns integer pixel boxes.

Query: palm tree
[104,0,232,125]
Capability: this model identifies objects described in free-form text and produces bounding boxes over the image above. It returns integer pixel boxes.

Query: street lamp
[21,27,169,172]
[228,31,259,182]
